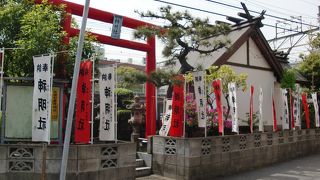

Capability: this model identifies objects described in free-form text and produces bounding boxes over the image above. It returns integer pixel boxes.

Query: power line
[242,0,317,20]
[154,0,229,18]
[204,0,318,28]
[154,0,312,34]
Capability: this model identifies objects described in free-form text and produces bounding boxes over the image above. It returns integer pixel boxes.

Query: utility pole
[59,0,91,180]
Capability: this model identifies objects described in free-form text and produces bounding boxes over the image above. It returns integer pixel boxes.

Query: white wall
[229,66,276,126]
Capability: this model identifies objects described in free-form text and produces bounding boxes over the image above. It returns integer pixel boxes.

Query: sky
[65,0,319,65]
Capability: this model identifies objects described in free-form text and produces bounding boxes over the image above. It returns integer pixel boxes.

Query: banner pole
[183,75,186,138]
[114,65,118,143]
[49,54,55,143]
[204,73,207,138]
[0,47,4,111]
[90,56,95,144]
[60,0,90,179]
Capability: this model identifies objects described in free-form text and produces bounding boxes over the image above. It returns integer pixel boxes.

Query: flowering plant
[185,93,198,127]
[185,93,233,130]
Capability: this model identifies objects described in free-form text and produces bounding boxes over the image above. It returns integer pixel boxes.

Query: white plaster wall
[228,66,276,126]
[227,42,247,65]
[248,38,270,68]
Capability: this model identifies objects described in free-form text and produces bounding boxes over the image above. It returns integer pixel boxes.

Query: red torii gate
[36,0,157,137]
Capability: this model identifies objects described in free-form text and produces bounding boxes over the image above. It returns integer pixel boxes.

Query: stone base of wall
[0,142,136,180]
[152,129,320,180]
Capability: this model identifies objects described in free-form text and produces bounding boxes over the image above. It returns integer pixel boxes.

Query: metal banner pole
[0,47,4,111]
[114,65,118,143]
[90,56,95,144]
[204,74,207,138]
[59,0,90,179]
[183,75,186,138]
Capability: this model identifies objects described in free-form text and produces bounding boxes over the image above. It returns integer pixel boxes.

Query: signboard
[192,71,206,127]
[281,89,290,130]
[111,15,123,39]
[99,66,116,141]
[312,93,320,127]
[169,75,184,137]
[159,100,172,136]
[75,60,92,143]
[32,55,52,143]
[228,82,238,133]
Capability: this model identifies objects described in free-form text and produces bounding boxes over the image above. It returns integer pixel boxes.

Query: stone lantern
[127,95,145,144]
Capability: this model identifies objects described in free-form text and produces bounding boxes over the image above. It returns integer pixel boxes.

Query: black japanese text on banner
[281,89,290,130]
[32,55,52,143]
[228,82,238,133]
[312,93,320,127]
[258,87,264,132]
[192,71,206,127]
[99,67,116,141]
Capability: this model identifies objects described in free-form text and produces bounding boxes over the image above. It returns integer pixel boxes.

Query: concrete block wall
[0,142,136,180]
[152,129,320,180]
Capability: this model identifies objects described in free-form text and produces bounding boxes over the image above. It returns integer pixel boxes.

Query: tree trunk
[166,56,194,98]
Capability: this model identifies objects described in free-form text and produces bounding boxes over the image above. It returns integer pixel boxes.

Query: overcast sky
[65,0,319,64]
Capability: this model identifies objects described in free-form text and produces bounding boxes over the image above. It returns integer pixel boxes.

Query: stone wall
[152,129,320,180]
[0,142,136,180]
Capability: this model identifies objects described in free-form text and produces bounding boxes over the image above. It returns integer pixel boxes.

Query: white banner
[159,99,172,136]
[294,84,301,127]
[32,55,52,143]
[99,67,116,141]
[258,87,264,132]
[281,89,290,130]
[228,82,238,133]
[312,93,320,127]
[192,71,206,127]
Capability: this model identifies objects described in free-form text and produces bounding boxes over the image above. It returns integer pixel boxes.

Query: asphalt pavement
[137,153,320,180]
[217,153,320,180]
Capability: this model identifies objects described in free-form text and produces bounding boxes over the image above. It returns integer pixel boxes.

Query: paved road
[138,154,320,180]
[217,153,320,180]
